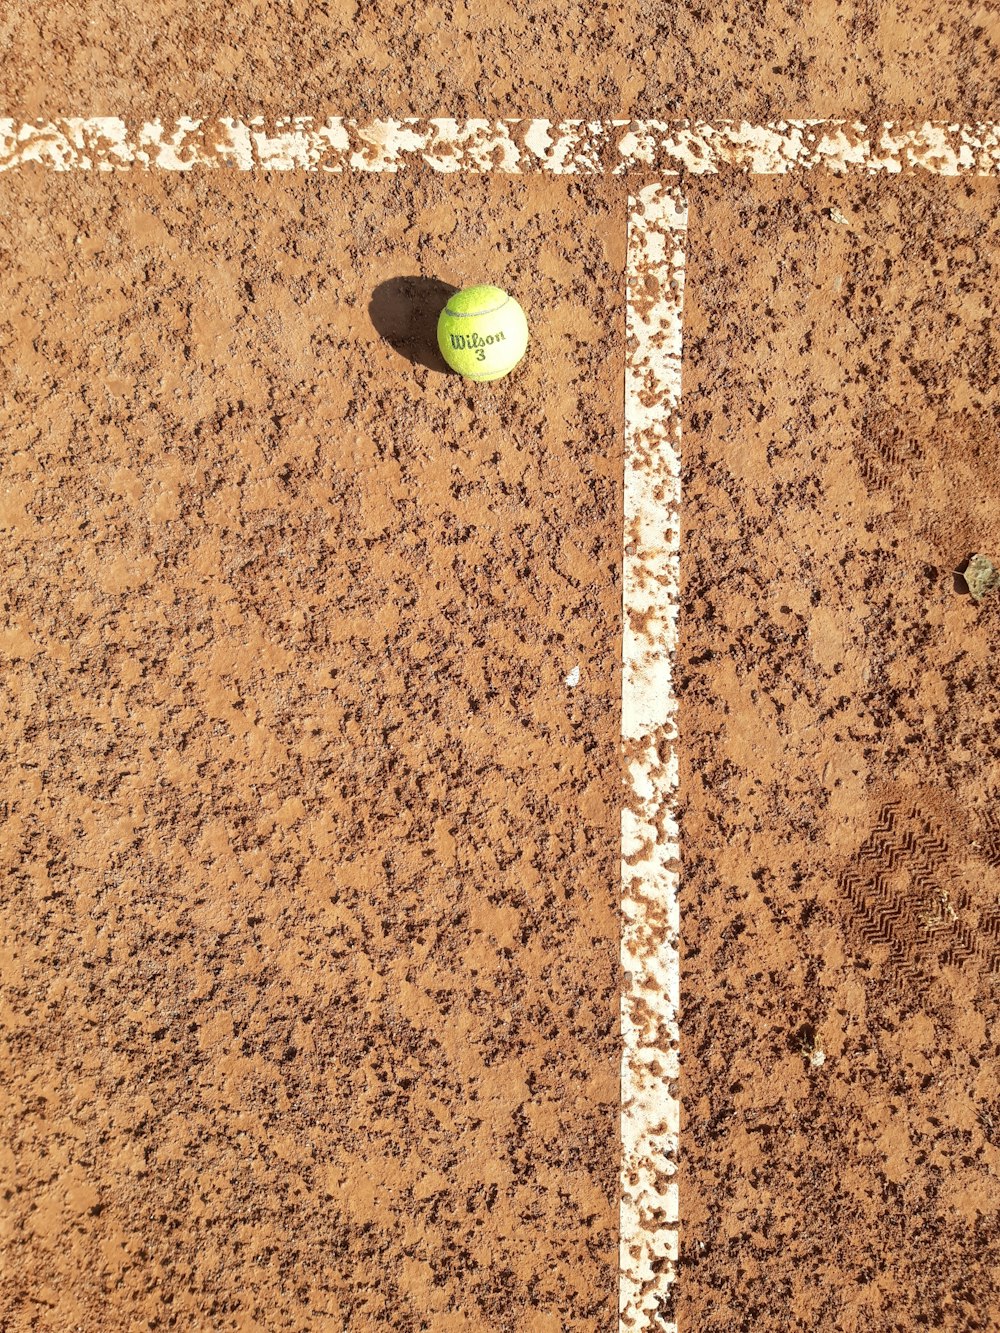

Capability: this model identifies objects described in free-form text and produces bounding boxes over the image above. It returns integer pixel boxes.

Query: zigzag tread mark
[943,920,1000,973]
[916,913,1000,975]
[857,807,954,881]
[970,798,1000,859]
[858,458,891,490]
[960,922,992,965]
[858,838,903,872]
[855,428,923,492]
[837,869,919,973]
[979,807,1000,867]
[921,919,958,942]
[838,801,1000,978]
[902,829,950,865]
[908,869,950,901]
[942,944,976,968]
[962,917,1000,973]
[869,802,903,838]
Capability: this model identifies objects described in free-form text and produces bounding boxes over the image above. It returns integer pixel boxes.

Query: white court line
[621,183,686,1333]
[3,115,995,1333]
[1,117,1000,174]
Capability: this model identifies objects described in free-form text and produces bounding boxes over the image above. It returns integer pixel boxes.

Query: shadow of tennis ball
[369,276,457,373]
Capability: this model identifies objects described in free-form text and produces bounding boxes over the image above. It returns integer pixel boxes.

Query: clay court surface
[2,14,1000,1333]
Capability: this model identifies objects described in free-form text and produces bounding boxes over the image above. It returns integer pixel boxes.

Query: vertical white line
[620,182,687,1333]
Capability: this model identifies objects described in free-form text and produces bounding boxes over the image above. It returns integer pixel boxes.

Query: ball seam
[443,295,510,319]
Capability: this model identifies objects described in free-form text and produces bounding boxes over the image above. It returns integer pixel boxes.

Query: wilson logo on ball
[448,330,507,361]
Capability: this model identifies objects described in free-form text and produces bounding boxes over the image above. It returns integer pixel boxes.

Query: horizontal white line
[1,118,999,175]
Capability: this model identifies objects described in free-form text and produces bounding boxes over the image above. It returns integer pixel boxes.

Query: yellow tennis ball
[437,285,529,382]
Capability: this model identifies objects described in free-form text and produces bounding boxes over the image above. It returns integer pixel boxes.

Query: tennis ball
[437,285,529,382]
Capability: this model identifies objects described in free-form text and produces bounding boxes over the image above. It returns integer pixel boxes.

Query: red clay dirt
[0,170,624,1330]
[1,3,1000,124]
[680,173,1000,1332]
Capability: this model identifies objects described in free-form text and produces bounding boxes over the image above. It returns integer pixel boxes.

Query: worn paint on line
[620,181,686,1333]
[2,118,1000,175]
